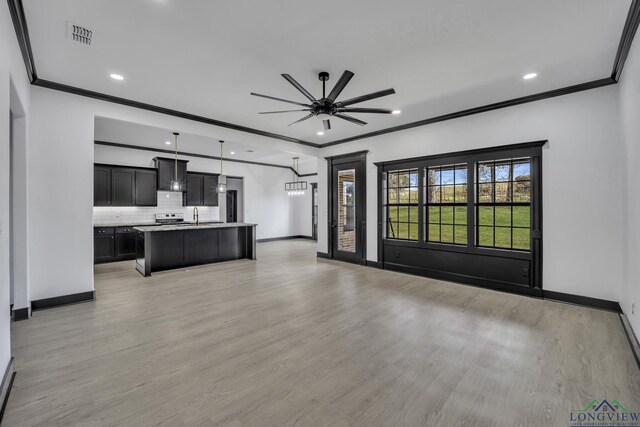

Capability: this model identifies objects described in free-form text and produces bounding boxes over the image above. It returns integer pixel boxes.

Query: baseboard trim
[542,290,621,313]
[619,313,640,370]
[0,357,16,425]
[316,252,330,259]
[11,307,29,322]
[31,290,96,311]
[257,235,314,243]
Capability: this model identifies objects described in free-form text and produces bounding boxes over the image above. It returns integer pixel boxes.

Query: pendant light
[216,140,227,193]
[170,132,181,191]
[285,157,308,196]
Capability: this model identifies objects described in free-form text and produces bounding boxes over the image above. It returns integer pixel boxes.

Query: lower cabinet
[95,227,137,264]
[115,227,136,260]
[94,228,115,264]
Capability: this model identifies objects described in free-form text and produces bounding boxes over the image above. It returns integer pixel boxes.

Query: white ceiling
[25,0,631,145]
[94,117,318,174]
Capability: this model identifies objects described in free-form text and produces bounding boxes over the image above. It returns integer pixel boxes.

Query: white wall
[291,176,317,237]
[620,30,640,334]
[1,0,32,378]
[94,144,294,238]
[318,84,624,302]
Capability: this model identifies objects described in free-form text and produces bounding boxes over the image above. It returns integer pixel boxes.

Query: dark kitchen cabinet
[184,229,218,264]
[115,227,137,260]
[185,172,219,206]
[154,157,188,192]
[186,173,204,206]
[203,175,219,206]
[218,227,242,261]
[112,168,135,206]
[94,166,111,206]
[94,228,115,263]
[135,170,157,206]
[93,164,157,207]
[95,227,137,263]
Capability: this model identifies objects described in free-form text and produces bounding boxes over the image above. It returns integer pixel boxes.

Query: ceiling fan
[251,70,396,131]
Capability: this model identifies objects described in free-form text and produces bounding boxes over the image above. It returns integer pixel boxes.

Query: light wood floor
[5,240,640,426]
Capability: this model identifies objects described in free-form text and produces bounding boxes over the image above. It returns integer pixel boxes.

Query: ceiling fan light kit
[252,70,397,132]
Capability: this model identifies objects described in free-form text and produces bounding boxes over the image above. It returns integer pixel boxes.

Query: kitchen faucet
[193,207,199,226]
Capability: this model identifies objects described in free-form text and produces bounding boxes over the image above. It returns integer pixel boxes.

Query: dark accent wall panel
[384,244,531,289]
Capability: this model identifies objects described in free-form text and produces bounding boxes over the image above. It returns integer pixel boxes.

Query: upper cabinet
[93,164,157,207]
[154,157,188,192]
[135,170,157,206]
[94,166,112,206]
[185,172,219,206]
[112,168,135,206]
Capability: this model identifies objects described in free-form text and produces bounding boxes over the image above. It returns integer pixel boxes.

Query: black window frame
[425,163,469,246]
[475,158,532,251]
[383,168,420,241]
[376,141,543,291]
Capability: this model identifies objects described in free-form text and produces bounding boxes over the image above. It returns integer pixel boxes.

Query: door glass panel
[338,169,356,252]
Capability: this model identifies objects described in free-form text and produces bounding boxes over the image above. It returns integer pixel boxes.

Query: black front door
[226,190,238,222]
[329,153,367,264]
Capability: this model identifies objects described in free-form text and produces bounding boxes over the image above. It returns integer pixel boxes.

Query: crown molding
[94,140,318,177]
[320,78,615,148]
[8,0,640,149]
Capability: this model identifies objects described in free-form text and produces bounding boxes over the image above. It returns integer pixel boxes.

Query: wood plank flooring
[5,240,640,426]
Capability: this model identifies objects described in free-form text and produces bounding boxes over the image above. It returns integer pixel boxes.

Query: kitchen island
[134,222,256,276]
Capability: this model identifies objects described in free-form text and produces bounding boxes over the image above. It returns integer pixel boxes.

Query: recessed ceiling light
[392,110,401,115]
[230,151,235,155]
[317,131,324,136]
[523,73,538,80]
[110,73,124,81]
[165,140,171,145]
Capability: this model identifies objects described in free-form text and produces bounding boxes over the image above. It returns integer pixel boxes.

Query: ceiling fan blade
[251,92,311,107]
[259,109,310,114]
[287,113,315,127]
[336,107,393,114]
[326,70,354,103]
[282,74,317,103]
[336,88,396,107]
[334,113,367,126]
[323,119,331,131]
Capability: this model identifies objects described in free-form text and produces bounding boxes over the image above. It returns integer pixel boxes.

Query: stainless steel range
[155,213,184,225]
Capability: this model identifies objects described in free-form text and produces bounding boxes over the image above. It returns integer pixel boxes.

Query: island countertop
[133,222,256,232]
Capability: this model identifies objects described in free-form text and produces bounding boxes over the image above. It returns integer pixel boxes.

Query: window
[385,169,419,240]
[342,179,355,231]
[476,158,531,250]
[426,164,468,245]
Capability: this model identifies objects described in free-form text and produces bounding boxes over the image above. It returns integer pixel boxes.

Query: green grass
[387,205,530,250]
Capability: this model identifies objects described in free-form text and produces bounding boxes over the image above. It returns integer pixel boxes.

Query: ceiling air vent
[67,23,94,46]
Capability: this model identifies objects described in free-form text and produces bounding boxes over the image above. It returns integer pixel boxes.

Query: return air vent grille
[67,22,93,45]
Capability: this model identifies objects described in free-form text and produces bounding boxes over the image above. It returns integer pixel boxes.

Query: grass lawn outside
[387,205,530,250]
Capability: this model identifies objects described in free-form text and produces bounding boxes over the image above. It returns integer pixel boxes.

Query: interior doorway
[9,110,14,313]
[9,80,29,321]
[226,190,238,223]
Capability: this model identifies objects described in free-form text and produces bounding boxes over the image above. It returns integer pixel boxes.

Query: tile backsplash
[93,191,220,225]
